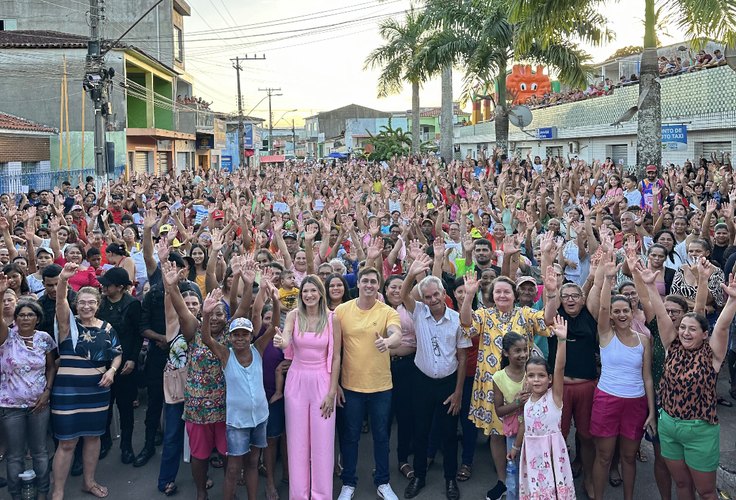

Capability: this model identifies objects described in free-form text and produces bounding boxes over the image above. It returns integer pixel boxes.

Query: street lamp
[273,109,297,154]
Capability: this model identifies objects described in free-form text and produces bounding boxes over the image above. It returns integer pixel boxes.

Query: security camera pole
[86,0,164,188]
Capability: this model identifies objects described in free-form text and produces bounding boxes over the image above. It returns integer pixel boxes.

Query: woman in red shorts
[591,250,656,500]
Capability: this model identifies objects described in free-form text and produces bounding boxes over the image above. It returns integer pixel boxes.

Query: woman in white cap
[201,283,280,500]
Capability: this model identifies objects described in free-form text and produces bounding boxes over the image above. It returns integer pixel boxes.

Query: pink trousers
[284,365,336,500]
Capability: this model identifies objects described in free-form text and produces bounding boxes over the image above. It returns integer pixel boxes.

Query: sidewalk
[718,374,736,497]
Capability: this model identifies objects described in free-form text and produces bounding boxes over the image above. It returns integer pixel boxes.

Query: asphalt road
[39,405,666,500]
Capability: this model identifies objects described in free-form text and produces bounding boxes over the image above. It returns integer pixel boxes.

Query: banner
[662,125,687,151]
[244,124,254,149]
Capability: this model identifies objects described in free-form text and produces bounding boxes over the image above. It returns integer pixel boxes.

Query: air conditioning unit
[569,141,579,154]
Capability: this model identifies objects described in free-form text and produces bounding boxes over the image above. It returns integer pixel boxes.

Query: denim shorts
[226,420,268,457]
[266,399,285,438]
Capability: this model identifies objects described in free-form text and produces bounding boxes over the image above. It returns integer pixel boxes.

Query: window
[173,26,183,62]
[0,19,17,31]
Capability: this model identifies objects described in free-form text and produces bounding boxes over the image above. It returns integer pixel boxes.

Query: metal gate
[610,144,628,166]
[134,151,150,174]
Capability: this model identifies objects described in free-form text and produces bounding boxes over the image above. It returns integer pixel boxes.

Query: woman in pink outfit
[273,275,342,500]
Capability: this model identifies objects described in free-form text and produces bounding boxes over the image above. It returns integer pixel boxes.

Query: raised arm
[56,263,78,342]
[551,315,568,408]
[460,273,480,327]
[0,274,8,344]
[142,210,159,277]
[162,261,199,342]
[543,265,561,324]
[597,251,617,338]
[402,253,432,314]
[254,281,280,356]
[201,289,230,364]
[231,256,257,320]
[205,229,225,295]
[713,273,736,372]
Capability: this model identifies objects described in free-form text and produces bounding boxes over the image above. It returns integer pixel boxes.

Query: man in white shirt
[400,254,469,500]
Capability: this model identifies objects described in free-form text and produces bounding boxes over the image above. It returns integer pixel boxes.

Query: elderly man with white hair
[400,252,470,500]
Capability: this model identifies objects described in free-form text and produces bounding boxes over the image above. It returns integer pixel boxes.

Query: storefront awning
[260,155,285,163]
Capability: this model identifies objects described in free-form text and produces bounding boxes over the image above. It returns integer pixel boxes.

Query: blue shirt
[223,346,269,429]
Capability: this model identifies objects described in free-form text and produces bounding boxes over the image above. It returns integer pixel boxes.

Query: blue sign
[221,155,232,172]
[661,125,687,151]
[244,124,254,149]
[536,127,558,140]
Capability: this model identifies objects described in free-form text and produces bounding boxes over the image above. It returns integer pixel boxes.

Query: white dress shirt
[412,302,471,379]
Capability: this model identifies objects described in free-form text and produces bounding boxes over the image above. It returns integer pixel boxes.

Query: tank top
[597,332,645,398]
[224,346,269,429]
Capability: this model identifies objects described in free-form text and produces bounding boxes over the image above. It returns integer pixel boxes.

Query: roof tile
[0,113,56,134]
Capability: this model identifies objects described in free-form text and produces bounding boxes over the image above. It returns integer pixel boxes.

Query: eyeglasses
[17,313,37,319]
[665,308,684,316]
[77,300,98,306]
[560,293,582,301]
[431,337,441,357]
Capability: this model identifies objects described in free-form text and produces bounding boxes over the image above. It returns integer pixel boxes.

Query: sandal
[636,449,648,462]
[163,482,178,497]
[205,477,214,490]
[82,484,109,498]
[456,464,472,482]
[399,462,415,480]
[717,396,733,407]
[608,469,623,487]
[209,455,224,468]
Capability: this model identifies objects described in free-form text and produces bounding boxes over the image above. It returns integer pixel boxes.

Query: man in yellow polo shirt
[335,267,402,500]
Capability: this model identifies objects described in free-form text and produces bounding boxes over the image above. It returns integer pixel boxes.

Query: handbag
[163,367,187,404]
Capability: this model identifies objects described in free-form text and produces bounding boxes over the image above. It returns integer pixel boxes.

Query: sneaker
[486,480,507,500]
[377,483,399,500]
[337,485,355,500]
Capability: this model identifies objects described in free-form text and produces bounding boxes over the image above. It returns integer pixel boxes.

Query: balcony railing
[0,166,126,194]
[177,108,214,135]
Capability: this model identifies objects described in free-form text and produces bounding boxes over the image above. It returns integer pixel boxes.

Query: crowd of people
[175,95,212,110]
[520,47,727,110]
[0,148,732,500]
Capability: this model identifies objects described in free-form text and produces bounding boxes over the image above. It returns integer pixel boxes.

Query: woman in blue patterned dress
[51,263,122,500]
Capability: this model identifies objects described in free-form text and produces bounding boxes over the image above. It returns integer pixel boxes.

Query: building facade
[454,66,736,166]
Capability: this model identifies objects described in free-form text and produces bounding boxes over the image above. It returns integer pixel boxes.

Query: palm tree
[636,0,736,172]
[511,0,736,172]
[364,7,430,154]
[423,0,610,153]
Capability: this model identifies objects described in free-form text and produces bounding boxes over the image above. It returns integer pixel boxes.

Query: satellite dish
[508,105,533,129]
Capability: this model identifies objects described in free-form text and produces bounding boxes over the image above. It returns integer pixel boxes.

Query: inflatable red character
[506,64,551,104]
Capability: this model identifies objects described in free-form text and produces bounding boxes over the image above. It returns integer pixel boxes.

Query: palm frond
[673,0,736,48]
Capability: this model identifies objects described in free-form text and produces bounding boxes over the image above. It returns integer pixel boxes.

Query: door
[157,151,169,176]
[134,151,150,174]
[700,142,731,157]
[609,144,628,166]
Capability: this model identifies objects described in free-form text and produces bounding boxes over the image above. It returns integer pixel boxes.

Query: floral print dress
[519,388,574,500]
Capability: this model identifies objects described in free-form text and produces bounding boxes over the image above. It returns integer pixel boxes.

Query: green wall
[126,73,147,128]
[154,76,173,131]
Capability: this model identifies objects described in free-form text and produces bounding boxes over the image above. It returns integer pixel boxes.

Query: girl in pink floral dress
[509,316,574,499]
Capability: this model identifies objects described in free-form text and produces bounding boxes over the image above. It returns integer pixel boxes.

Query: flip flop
[163,482,178,497]
[82,484,109,498]
[636,450,648,462]
[608,469,623,487]
[205,477,214,490]
[455,464,471,482]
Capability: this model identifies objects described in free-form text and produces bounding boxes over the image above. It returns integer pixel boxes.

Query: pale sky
[183,0,680,126]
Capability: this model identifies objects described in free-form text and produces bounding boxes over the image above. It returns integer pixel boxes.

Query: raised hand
[143,210,158,229]
[706,199,718,215]
[463,272,480,295]
[242,255,258,283]
[203,288,224,314]
[162,261,180,287]
[210,229,225,253]
[503,235,521,256]
[635,261,659,284]
[60,262,78,280]
[552,315,568,340]
[366,237,383,261]
[408,252,432,277]
[697,256,716,281]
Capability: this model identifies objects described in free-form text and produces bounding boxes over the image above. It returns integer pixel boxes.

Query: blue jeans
[157,402,185,491]
[0,406,51,496]
[340,389,391,487]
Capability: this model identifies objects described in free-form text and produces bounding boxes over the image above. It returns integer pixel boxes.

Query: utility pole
[291,119,296,157]
[85,0,107,184]
[231,55,265,170]
[258,87,282,155]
